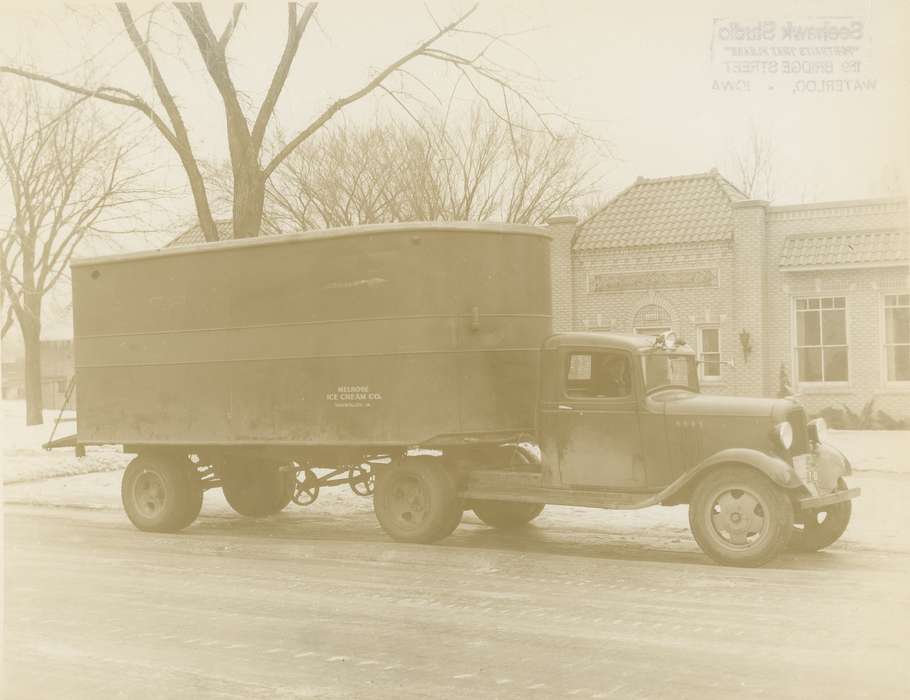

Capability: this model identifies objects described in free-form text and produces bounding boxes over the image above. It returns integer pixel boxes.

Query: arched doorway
[633,304,672,335]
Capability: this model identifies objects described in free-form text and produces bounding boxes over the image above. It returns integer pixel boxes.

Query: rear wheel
[373,457,462,543]
[472,501,544,529]
[175,460,204,529]
[689,466,793,567]
[470,443,544,529]
[789,478,852,552]
[221,462,296,517]
[122,453,200,533]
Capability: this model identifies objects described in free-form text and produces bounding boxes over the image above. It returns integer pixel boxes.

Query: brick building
[548,170,910,418]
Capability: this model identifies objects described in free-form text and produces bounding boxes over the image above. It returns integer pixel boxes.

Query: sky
[0,0,908,343]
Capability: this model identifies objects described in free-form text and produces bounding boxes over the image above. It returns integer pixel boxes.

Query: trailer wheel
[122,454,200,533]
[374,457,462,544]
[688,465,793,567]
[221,463,296,517]
[175,460,204,530]
[472,501,544,529]
[789,478,852,552]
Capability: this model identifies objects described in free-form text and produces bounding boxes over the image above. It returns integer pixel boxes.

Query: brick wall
[764,199,910,419]
[731,200,769,396]
[548,215,578,333]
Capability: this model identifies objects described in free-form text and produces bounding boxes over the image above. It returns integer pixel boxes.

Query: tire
[472,501,545,529]
[172,459,204,530]
[373,457,462,544]
[122,453,200,533]
[688,465,794,567]
[221,462,296,518]
[789,478,852,552]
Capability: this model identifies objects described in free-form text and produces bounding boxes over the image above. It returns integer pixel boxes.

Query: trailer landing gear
[291,464,376,506]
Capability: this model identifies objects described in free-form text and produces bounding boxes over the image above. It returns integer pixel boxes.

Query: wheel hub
[390,479,427,527]
[133,470,167,519]
[710,488,767,548]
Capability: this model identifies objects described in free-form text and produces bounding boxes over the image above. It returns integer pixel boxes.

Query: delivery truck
[48,222,858,566]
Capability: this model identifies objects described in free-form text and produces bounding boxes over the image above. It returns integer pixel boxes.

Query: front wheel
[472,501,544,529]
[789,478,852,552]
[689,466,794,567]
[373,457,462,544]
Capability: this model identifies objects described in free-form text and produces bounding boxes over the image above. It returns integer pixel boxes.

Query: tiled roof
[575,171,748,251]
[166,220,235,247]
[779,230,909,269]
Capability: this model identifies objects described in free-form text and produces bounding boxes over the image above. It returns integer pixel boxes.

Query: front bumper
[798,487,861,510]
[792,441,854,495]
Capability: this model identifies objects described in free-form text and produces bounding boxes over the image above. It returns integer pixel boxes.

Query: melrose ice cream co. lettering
[326,385,383,408]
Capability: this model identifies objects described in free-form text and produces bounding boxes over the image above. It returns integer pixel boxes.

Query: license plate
[792,454,819,494]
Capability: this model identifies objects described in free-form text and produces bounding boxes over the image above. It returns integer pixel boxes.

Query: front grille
[788,406,810,454]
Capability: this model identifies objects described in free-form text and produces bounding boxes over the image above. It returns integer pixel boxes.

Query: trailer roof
[72,221,550,267]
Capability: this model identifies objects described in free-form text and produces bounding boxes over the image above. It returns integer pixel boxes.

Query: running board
[461,470,661,510]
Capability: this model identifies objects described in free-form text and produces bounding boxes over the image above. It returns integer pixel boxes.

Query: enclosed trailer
[72,222,551,453]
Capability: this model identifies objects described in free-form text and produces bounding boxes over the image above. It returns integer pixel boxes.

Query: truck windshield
[641,354,698,393]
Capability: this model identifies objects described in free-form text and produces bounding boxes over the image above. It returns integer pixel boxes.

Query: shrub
[814,399,909,430]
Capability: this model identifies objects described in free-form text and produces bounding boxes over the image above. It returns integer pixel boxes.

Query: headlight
[807,418,827,445]
[774,422,794,451]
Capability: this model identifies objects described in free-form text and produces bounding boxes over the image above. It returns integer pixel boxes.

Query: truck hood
[653,390,782,418]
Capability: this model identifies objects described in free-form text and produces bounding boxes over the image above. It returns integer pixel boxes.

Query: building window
[698,326,721,380]
[884,294,910,382]
[795,296,848,383]
[633,304,671,335]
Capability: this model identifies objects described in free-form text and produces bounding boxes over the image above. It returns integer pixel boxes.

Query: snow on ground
[3,398,909,552]
[1,401,130,484]
[827,429,910,474]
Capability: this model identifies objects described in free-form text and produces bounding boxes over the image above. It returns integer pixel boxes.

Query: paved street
[4,503,909,699]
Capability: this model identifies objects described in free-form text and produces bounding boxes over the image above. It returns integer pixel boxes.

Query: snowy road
[4,504,909,699]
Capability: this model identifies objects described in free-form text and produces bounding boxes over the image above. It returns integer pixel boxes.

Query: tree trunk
[233,166,266,238]
[21,316,43,426]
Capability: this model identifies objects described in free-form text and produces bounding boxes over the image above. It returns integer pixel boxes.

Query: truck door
[552,350,647,489]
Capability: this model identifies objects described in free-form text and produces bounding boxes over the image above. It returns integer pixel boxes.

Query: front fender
[659,447,798,506]
[813,442,852,491]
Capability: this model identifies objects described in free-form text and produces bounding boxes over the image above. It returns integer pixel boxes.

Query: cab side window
[565,352,631,398]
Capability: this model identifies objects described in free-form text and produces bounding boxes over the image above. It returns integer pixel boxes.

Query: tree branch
[263,3,478,177]
[251,2,317,150]
[219,3,244,47]
[115,2,218,240]
[0,66,180,150]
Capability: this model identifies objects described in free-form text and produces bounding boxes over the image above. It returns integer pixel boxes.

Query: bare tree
[728,125,775,200]
[2,3,566,241]
[0,85,147,425]
[248,109,597,231]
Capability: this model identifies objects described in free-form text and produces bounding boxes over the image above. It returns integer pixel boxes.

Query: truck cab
[456,330,859,567]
